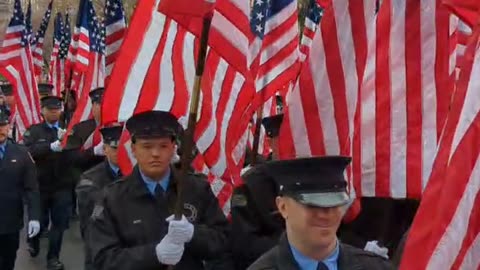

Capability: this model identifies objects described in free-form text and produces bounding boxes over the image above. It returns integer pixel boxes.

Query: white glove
[364,240,389,259]
[28,220,40,238]
[57,128,67,140]
[50,140,63,152]
[166,215,194,244]
[155,235,185,265]
[241,164,253,176]
[93,142,105,156]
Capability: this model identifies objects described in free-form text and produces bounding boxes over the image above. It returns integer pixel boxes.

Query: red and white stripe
[0,28,42,136]
[104,0,127,85]
[353,0,455,199]
[249,0,300,103]
[31,39,45,79]
[279,0,373,159]
[400,23,480,270]
[49,32,62,97]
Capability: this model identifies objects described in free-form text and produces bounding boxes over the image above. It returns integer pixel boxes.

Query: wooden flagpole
[172,17,212,219]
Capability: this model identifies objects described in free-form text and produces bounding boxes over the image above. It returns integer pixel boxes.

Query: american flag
[249,0,300,104]
[49,13,67,97]
[0,0,42,138]
[299,0,324,61]
[104,0,126,86]
[31,0,53,79]
[351,0,455,199]
[400,17,480,270]
[61,0,105,149]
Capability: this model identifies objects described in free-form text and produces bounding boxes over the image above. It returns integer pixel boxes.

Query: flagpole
[172,16,212,220]
[250,104,264,165]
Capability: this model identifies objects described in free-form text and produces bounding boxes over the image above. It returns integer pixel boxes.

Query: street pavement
[15,220,85,270]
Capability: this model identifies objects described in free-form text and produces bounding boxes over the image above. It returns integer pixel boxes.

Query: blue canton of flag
[105,0,126,26]
[9,0,29,47]
[306,0,324,25]
[25,0,33,42]
[60,14,71,59]
[31,1,52,46]
[250,0,271,39]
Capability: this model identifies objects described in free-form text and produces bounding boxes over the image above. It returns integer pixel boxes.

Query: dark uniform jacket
[23,121,75,193]
[76,161,122,236]
[231,164,284,269]
[0,141,40,234]
[66,119,104,171]
[248,235,394,270]
[89,166,230,270]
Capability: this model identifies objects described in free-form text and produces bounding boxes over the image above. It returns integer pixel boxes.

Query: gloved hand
[50,140,62,152]
[364,240,389,259]
[93,142,105,156]
[57,128,67,140]
[28,220,40,238]
[241,164,253,176]
[166,215,194,244]
[155,235,185,265]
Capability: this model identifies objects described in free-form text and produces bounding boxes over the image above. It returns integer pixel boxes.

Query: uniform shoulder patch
[91,204,104,220]
[231,194,248,207]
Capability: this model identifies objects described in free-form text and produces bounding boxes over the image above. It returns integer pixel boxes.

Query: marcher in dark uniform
[65,87,106,170]
[63,88,106,220]
[0,84,16,141]
[89,110,230,270]
[230,114,284,270]
[248,156,394,270]
[23,96,72,270]
[76,124,124,270]
[0,108,41,270]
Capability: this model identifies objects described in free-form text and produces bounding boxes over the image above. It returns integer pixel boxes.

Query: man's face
[92,103,101,123]
[131,137,176,179]
[0,124,10,143]
[104,144,119,166]
[276,196,344,250]
[42,107,62,123]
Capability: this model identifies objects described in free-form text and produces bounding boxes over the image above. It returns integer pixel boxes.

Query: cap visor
[294,192,350,208]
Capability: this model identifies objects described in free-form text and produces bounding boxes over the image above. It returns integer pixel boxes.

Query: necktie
[317,262,329,270]
[154,184,165,200]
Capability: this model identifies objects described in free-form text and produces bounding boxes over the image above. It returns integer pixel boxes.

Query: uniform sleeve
[89,197,165,270]
[23,128,52,158]
[186,181,230,260]
[22,150,41,222]
[75,177,99,236]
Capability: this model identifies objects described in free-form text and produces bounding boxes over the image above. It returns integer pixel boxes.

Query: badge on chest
[183,203,198,222]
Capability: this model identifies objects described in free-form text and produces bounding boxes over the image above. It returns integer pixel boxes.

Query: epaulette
[343,244,390,261]
[105,179,124,188]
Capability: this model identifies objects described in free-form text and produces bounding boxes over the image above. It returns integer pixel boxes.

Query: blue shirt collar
[108,161,120,175]
[0,141,6,150]
[289,240,340,270]
[139,168,171,195]
[46,122,59,129]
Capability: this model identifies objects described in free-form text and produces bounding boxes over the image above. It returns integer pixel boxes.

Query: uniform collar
[139,167,171,195]
[45,121,59,129]
[289,240,340,270]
